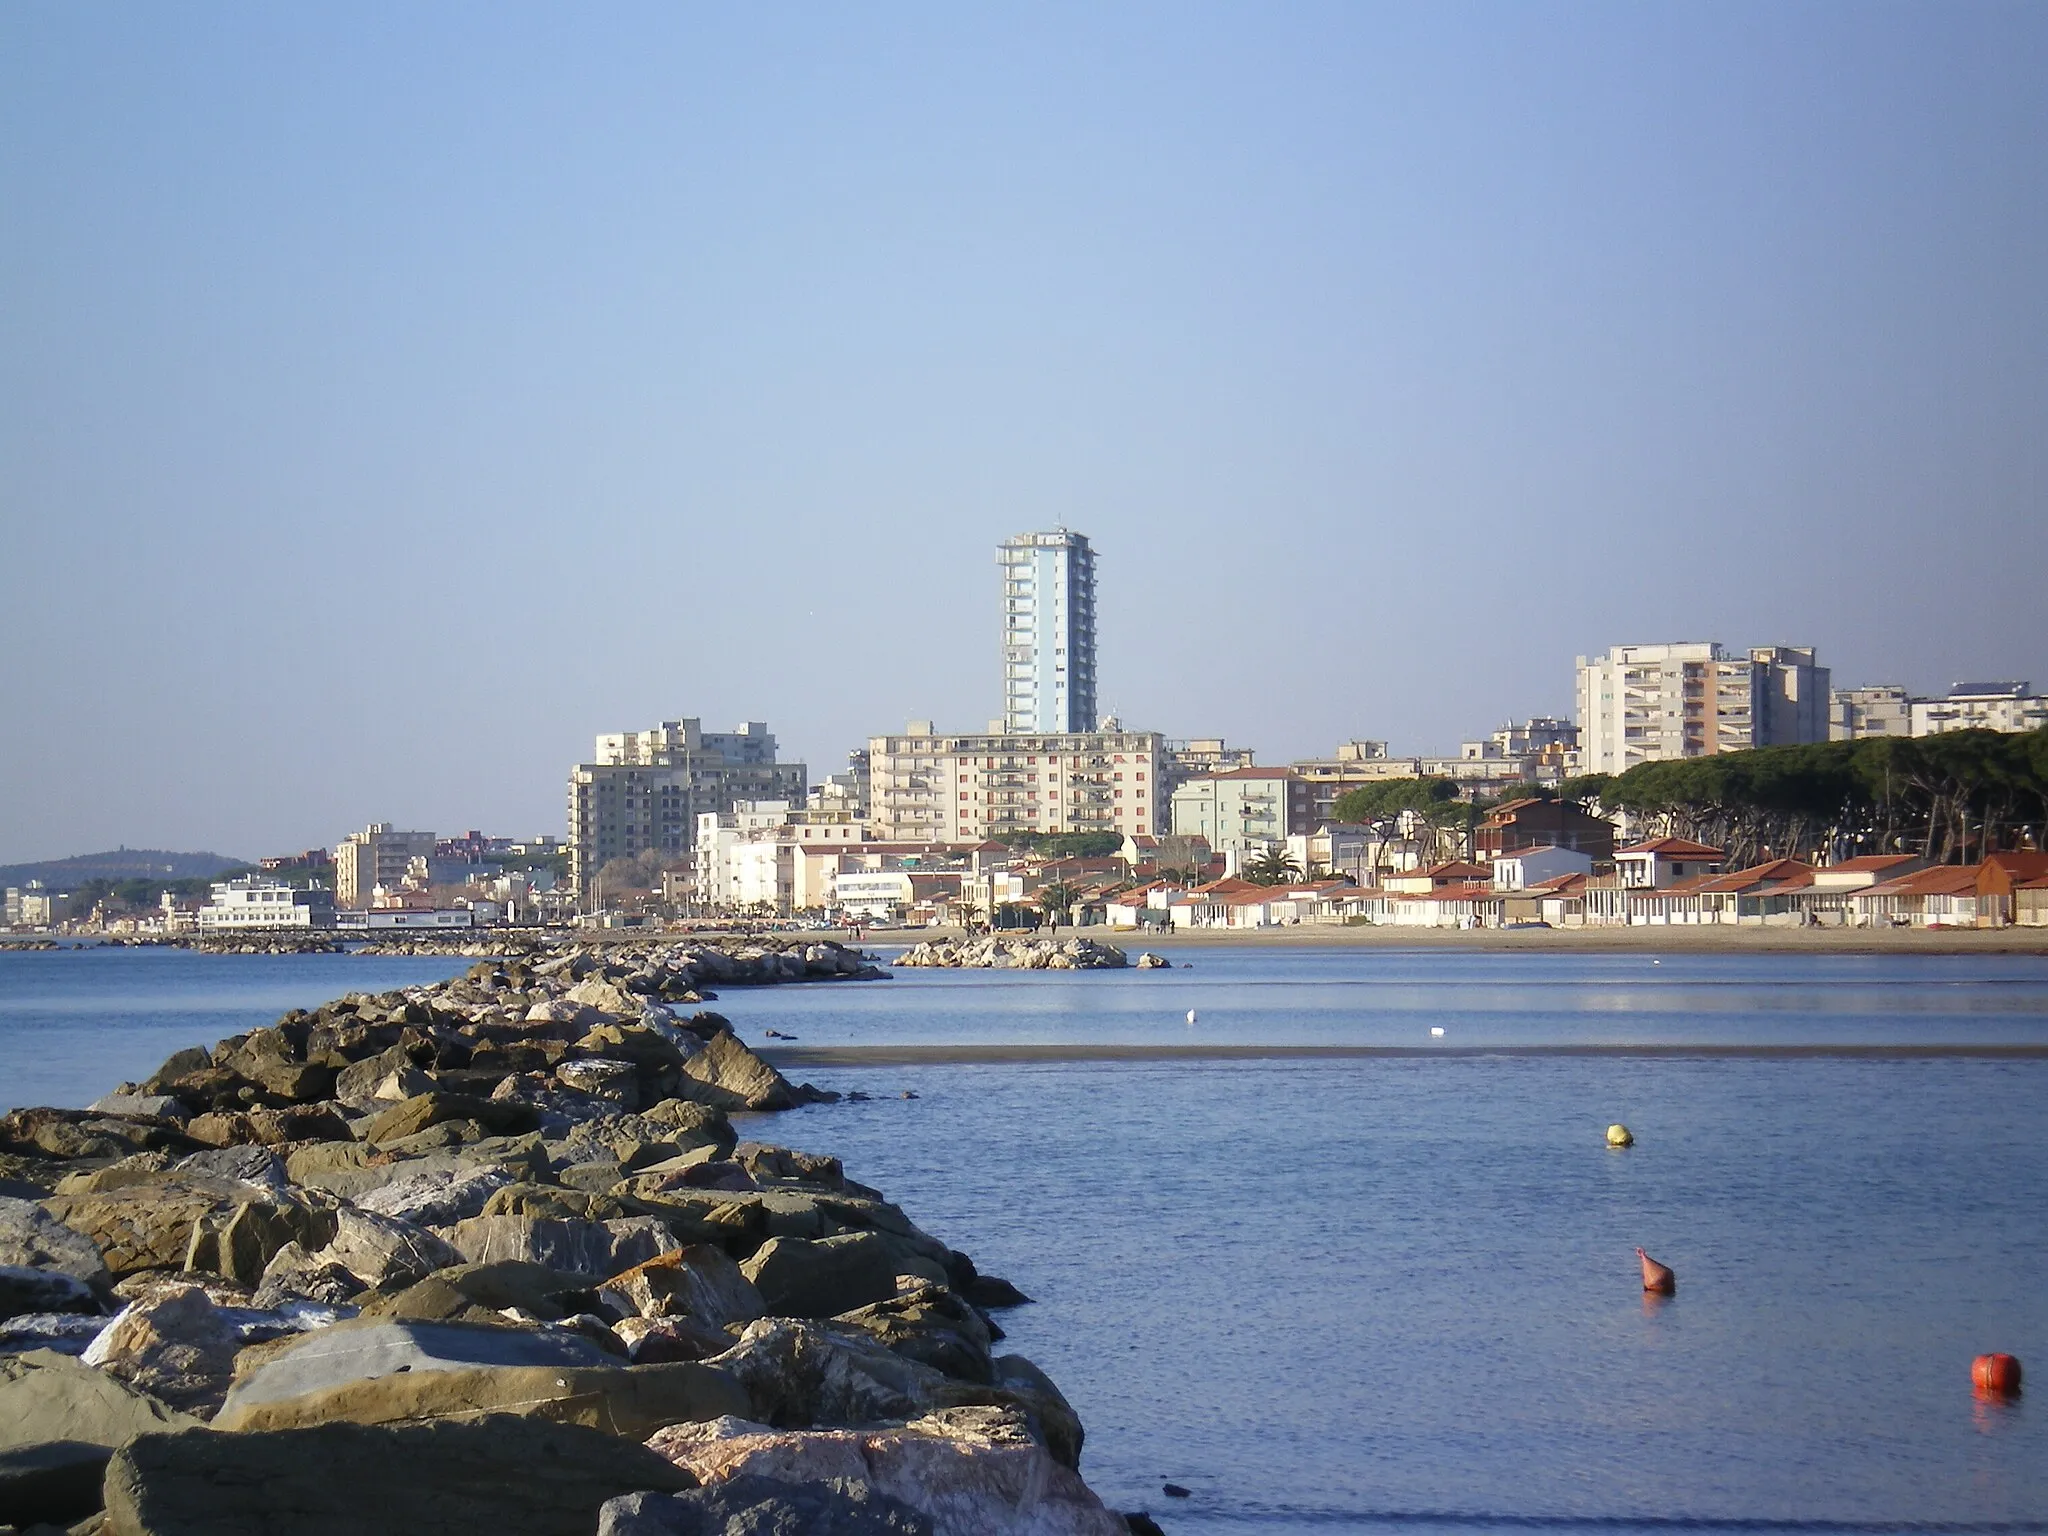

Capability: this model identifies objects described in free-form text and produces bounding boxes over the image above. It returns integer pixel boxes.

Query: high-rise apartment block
[999,530,1097,734]
[567,719,805,899]
[1575,643,1830,774]
[866,721,1161,843]
[334,824,434,909]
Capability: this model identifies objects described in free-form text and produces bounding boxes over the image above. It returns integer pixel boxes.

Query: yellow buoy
[1606,1123,1635,1148]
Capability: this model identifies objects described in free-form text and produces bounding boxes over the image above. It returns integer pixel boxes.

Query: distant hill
[0,849,250,889]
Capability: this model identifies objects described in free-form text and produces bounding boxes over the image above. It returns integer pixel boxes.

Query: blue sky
[3,3,2044,861]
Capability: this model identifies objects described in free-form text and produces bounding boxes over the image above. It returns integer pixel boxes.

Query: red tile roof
[1616,838,1726,858]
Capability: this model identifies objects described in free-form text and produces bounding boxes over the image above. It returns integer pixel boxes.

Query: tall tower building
[999,529,1097,734]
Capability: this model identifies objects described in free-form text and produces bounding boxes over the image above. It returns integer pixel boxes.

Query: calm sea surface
[4,943,2046,1533]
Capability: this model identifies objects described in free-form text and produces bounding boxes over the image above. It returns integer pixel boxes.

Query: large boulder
[39,1178,327,1281]
[831,1287,994,1385]
[740,1234,919,1319]
[79,1284,242,1414]
[0,1348,201,1452]
[600,1475,933,1535]
[641,1411,1127,1536]
[353,1164,514,1228]
[360,1092,538,1147]
[312,1207,462,1290]
[101,1416,694,1536]
[677,1032,799,1112]
[703,1319,960,1431]
[601,1245,765,1329]
[0,1196,111,1294]
[443,1214,677,1278]
[214,1319,749,1436]
[702,1324,1083,1470]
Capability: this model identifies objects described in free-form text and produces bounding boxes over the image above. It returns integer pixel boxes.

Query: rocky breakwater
[894,936,1130,971]
[0,943,1145,1536]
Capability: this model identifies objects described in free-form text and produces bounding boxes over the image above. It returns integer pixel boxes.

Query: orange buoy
[1972,1354,2023,1397]
[1636,1247,1676,1294]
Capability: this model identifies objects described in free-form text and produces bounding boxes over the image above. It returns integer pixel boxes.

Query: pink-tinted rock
[644,1411,1126,1536]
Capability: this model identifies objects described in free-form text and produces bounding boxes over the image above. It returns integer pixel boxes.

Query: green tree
[1244,847,1304,885]
[1036,880,1081,921]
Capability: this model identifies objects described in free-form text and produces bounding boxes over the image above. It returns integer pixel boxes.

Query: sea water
[3,943,2044,1532]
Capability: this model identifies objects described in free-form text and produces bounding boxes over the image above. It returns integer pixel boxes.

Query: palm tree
[1036,880,1081,923]
[1245,847,1303,885]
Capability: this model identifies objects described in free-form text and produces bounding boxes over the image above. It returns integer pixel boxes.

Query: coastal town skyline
[5,7,2046,861]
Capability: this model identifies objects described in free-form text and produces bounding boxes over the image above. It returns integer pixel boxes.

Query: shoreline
[758,1041,2048,1065]
[856,923,2048,956]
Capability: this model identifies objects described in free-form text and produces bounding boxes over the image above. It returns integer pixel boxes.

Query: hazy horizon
[4,4,2044,864]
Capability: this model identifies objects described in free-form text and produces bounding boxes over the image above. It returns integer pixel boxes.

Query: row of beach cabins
[1104,844,2048,931]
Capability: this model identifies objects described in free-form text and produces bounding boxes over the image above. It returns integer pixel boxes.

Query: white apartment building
[1830,685,1913,740]
[1170,769,1314,853]
[693,802,868,913]
[334,824,434,909]
[866,721,1163,844]
[196,876,336,930]
[1575,643,1830,775]
[999,530,1097,734]
[567,718,806,900]
[1910,682,2047,737]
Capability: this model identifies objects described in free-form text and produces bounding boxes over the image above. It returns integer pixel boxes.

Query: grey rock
[88,1094,189,1123]
[216,1318,617,1423]
[171,1147,287,1189]
[599,1476,932,1536]
[251,1242,365,1308]
[443,1215,675,1279]
[0,1349,202,1454]
[0,1199,110,1294]
[313,1207,461,1289]
[353,1165,513,1227]
[101,1417,693,1536]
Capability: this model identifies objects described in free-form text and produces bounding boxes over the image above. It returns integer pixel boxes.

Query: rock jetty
[893,937,1129,971]
[0,939,1141,1534]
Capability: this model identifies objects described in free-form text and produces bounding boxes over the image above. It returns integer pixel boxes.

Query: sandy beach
[845,922,2048,956]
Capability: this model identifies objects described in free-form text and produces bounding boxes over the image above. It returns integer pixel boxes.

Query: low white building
[1910,682,2048,736]
[196,877,336,930]
[1493,845,1594,892]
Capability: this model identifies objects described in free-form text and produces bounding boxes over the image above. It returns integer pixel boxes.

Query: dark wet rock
[1,1266,106,1322]
[0,1438,116,1527]
[102,1416,693,1536]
